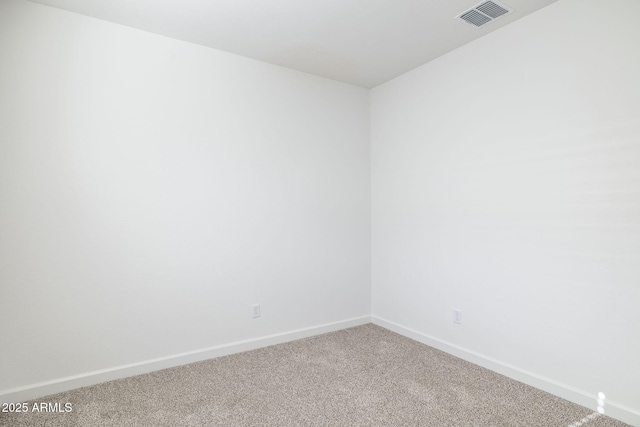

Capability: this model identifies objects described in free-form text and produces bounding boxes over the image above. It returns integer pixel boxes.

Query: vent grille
[460,10,492,27]
[457,1,511,28]
[476,1,509,18]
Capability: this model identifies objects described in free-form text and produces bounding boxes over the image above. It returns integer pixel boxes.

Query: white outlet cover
[453,309,462,324]
[252,304,260,318]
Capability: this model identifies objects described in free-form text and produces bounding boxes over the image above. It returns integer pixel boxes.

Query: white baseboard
[372,316,639,427]
[0,315,371,405]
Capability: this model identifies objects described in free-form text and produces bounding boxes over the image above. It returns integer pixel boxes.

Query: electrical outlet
[252,304,260,318]
[453,309,462,325]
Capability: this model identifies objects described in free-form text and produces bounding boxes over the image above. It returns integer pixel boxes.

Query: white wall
[0,0,370,397]
[2,0,639,423]
[371,0,640,423]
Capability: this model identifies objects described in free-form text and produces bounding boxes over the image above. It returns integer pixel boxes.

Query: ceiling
[27,0,559,88]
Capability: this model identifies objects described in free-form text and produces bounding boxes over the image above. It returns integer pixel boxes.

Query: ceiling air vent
[457,1,511,28]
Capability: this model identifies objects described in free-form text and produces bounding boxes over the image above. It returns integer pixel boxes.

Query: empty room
[1,0,638,425]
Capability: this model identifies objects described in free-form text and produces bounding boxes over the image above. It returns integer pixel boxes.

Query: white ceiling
[27,0,559,88]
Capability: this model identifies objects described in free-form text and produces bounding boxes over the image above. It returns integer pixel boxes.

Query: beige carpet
[0,324,629,426]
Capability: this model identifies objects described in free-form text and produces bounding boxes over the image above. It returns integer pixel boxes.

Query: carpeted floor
[0,324,630,426]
